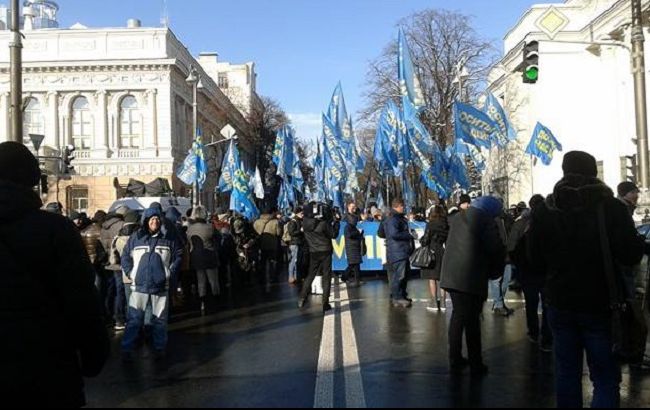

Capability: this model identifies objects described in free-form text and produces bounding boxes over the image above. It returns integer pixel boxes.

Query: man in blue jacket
[382,198,415,308]
[121,206,183,360]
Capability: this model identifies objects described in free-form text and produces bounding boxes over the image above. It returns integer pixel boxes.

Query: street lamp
[186,65,200,207]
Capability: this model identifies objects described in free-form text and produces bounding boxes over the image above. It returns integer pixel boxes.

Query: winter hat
[459,194,472,206]
[471,196,503,219]
[562,151,598,177]
[618,181,640,198]
[45,202,63,215]
[124,210,139,224]
[93,210,107,224]
[143,206,162,222]
[0,141,41,187]
[69,211,82,221]
[529,194,545,210]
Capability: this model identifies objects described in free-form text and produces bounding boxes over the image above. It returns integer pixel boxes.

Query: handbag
[410,246,436,269]
[597,205,647,362]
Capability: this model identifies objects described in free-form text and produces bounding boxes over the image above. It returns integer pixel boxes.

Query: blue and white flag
[454,101,498,149]
[176,129,208,189]
[275,126,294,179]
[323,113,347,185]
[483,93,517,146]
[374,101,407,176]
[377,191,385,211]
[525,122,563,166]
[327,82,350,141]
[278,180,295,212]
[447,154,471,190]
[229,166,260,221]
[292,142,304,192]
[218,140,240,193]
[398,29,425,111]
[252,166,265,199]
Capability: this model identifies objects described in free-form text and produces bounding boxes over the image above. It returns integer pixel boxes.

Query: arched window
[23,97,44,143]
[71,96,92,149]
[119,96,142,148]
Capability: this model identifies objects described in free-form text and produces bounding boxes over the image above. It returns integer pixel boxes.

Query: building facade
[0,2,261,214]
[486,0,650,210]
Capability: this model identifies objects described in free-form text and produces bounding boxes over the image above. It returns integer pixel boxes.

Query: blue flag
[454,102,498,149]
[176,129,208,189]
[525,122,563,166]
[447,154,471,190]
[398,29,425,111]
[323,113,347,185]
[483,93,516,146]
[292,142,304,192]
[218,140,240,193]
[374,101,406,176]
[327,82,350,141]
[229,166,260,221]
[275,126,294,179]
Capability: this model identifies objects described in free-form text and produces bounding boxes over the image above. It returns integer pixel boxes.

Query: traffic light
[63,144,75,174]
[522,41,539,84]
[625,155,638,183]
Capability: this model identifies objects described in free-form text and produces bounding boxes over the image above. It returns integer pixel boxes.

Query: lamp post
[186,65,200,207]
[631,0,650,189]
[9,0,23,143]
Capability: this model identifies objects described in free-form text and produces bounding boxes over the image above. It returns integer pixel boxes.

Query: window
[71,97,92,149]
[23,98,44,143]
[218,73,229,88]
[66,185,89,215]
[119,96,142,148]
[597,160,604,181]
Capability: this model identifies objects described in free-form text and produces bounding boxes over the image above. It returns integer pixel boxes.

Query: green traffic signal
[525,66,539,82]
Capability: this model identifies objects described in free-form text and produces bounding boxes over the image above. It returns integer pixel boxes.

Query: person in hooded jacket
[100,205,129,329]
[441,196,506,376]
[343,202,364,288]
[530,151,645,408]
[121,206,183,360]
[187,206,221,315]
[0,142,109,407]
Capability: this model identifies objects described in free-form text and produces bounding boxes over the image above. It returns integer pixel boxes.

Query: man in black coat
[299,202,341,312]
[530,151,645,408]
[0,142,109,407]
[382,198,415,308]
[441,195,505,376]
[287,206,306,285]
[343,202,364,288]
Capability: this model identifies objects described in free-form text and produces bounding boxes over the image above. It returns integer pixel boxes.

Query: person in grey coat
[187,206,220,314]
[441,196,506,376]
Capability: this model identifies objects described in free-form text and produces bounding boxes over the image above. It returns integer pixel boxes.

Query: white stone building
[486,0,650,208]
[0,0,261,214]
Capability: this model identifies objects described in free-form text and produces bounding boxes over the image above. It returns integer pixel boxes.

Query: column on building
[143,88,158,158]
[46,91,59,149]
[91,90,109,159]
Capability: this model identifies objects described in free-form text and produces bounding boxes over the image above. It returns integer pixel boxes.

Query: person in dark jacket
[299,202,341,312]
[101,206,130,330]
[420,205,449,312]
[254,207,284,284]
[383,198,415,308]
[187,206,220,315]
[508,194,552,352]
[121,206,183,360]
[0,142,109,407]
[287,207,305,284]
[441,196,506,376]
[530,151,645,408]
[343,202,364,288]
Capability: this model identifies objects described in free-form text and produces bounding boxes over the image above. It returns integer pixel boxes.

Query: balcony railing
[117,149,140,159]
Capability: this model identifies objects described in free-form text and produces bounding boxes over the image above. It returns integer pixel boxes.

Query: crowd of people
[3,140,650,408]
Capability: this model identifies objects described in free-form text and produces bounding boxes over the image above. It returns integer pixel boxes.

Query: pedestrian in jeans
[121,206,183,361]
[381,198,415,308]
[286,207,305,285]
[187,206,221,315]
[441,196,506,376]
[530,151,645,408]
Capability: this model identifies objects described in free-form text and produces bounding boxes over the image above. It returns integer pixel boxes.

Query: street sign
[535,6,569,40]
[220,124,236,140]
[29,133,45,152]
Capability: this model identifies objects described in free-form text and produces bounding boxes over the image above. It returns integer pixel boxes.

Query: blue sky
[54,0,537,139]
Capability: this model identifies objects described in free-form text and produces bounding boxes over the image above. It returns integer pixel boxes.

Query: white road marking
[339,283,367,408]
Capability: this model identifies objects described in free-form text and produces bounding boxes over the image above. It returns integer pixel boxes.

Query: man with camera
[299,202,341,312]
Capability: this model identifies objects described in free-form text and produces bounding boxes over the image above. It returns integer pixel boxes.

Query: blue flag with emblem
[525,122,563,166]
[454,101,498,149]
[398,29,425,111]
[323,113,347,185]
[176,129,208,189]
[483,93,516,146]
[374,101,406,176]
[229,165,260,221]
[292,142,304,192]
[275,126,294,179]
[327,82,350,141]
[218,140,240,193]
